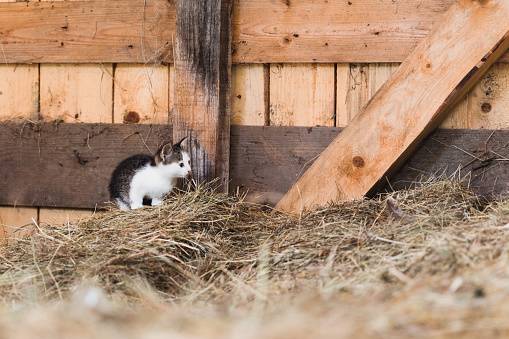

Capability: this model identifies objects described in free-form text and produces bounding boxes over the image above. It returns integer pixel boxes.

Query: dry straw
[2,178,509,336]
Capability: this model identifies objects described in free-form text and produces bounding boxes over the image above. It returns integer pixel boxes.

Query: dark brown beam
[173,0,233,189]
[0,122,172,209]
[230,126,509,205]
[2,123,509,209]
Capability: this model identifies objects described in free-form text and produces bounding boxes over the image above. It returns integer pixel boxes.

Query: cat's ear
[160,143,173,161]
[172,136,187,150]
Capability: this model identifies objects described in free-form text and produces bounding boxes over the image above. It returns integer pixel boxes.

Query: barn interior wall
[2,61,509,235]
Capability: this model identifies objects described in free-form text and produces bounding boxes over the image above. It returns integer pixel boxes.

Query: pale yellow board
[231,64,266,125]
[169,64,175,124]
[113,64,170,124]
[345,63,370,122]
[442,63,509,129]
[40,64,113,123]
[39,208,96,227]
[336,63,350,127]
[338,63,399,125]
[270,64,335,127]
[0,206,37,243]
[438,96,469,129]
[0,65,39,120]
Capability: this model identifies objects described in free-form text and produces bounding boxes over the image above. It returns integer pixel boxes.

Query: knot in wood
[352,156,365,168]
[124,111,141,124]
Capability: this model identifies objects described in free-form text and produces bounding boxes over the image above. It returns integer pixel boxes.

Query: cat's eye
[179,163,184,168]
[188,161,191,165]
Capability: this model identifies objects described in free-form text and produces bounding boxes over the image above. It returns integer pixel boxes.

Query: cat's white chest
[130,165,175,201]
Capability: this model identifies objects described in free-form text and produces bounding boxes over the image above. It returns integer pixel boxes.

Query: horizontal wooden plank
[384,129,509,197]
[2,123,509,209]
[0,121,172,208]
[230,127,509,204]
[230,126,341,206]
[0,0,175,63]
[2,0,509,64]
[234,0,509,63]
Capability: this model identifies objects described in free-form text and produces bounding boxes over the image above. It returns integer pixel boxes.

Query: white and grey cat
[109,137,192,210]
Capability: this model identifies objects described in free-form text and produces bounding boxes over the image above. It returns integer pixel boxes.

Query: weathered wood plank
[113,64,170,124]
[338,63,400,124]
[269,63,335,127]
[463,63,509,129]
[231,64,267,126]
[440,63,509,129]
[0,206,37,244]
[275,0,509,213]
[230,126,341,206]
[0,65,39,121]
[4,123,509,209]
[233,0,509,64]
[0,0,175,64]
[39,208,96,227]
[0,122,173,209]
[40,64,113,123]
[1,0,509,64]
[173,0,233,188]
[385,129,509,197]
[230,127,509,204]
[0,0,40,237]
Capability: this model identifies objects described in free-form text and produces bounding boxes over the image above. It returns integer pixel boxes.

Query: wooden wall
[1,0,509,235]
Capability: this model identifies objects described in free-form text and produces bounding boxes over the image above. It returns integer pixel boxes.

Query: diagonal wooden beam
[173,0,233,190]
[276,0,509,213]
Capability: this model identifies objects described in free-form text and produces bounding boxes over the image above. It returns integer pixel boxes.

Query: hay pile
[1,179,509,337]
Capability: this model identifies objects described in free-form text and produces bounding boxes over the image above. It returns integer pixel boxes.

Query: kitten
[109,137,191,210]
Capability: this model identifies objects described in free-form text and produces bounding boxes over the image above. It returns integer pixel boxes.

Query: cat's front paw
[130,202,144,210]
[152,198,163,206]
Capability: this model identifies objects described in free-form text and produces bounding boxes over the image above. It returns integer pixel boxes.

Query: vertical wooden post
[173,0,233,190]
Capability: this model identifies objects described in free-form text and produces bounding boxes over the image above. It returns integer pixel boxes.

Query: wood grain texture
[336,63,399,124]
[40,64,113,123]
[233,0,508,63]
[114,64,170,124]
[269,63,335,127]
[230,126,509,205]
[173,0,233,188]
[335,63,350,127]
[385,129,509,198]
[0,65,39,120]
[39,208,96,226]
[0,206,37,244]
[439,94,470,129]
[466,63,509,129]
[440,63,509,129]
[276,0,509,212]
[3,123,509,209]
[230,126,341,206]
[0,0,175,64]
[231,64,267,126]
[0,121,173,209]
[1,0,509,64]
